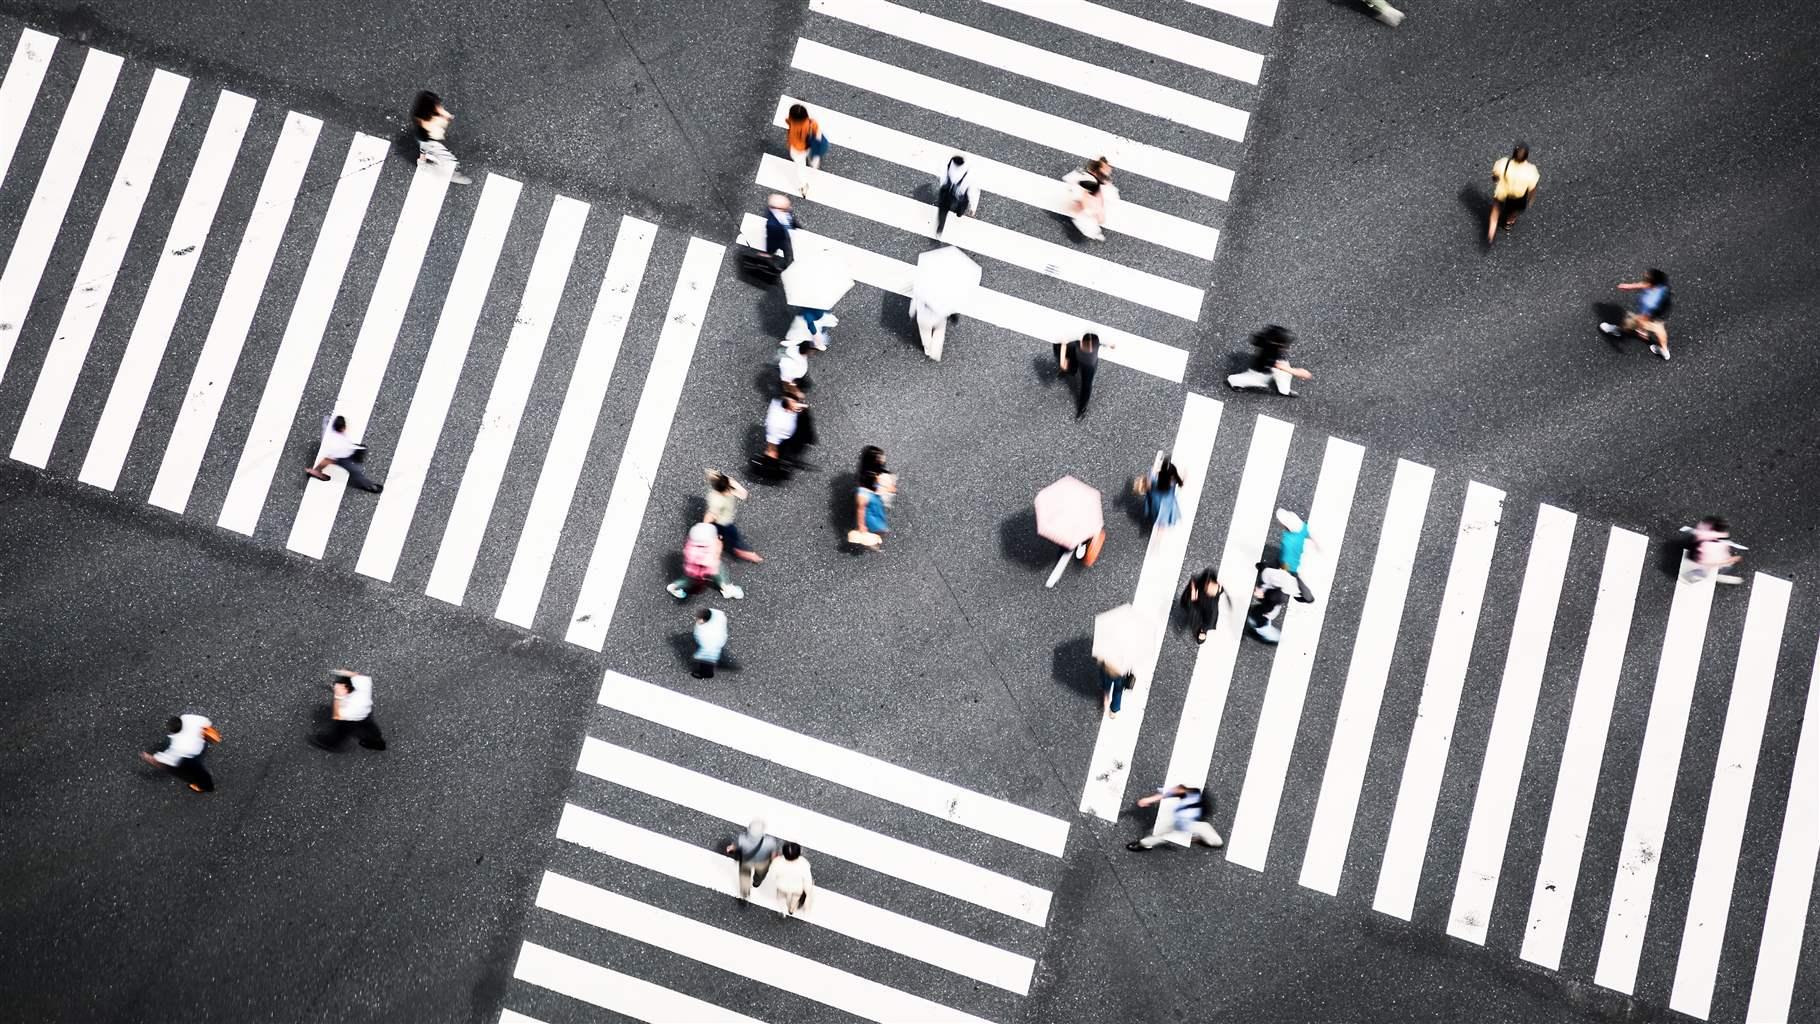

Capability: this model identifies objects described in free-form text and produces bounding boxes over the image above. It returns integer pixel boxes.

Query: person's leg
[692,655,716,679]
[790,147,809,194]
[307,456,332,480]
[1487,199,1502,242]
[1188,820,1225,847]
[1270,366,1296,395]
[313,718,354,750]
[1137,828,1186,849]
[1075,366,1095,418]
[172,758,214,793]
[334,457,381,492]
[355,717,387,751]
[738,861,756,897]
[1227,368,1270,390]
[716,567,743,600]
[928,316,945,361]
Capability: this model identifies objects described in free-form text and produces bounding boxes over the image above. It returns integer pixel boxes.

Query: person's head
[781,841,802,860]
[331,414,348,433]
[1080,332,1099,351]
[767,193,792,213]
[860,445,885,473]
[1088,157,1112,181]
[782,382,805,403]
[695,607,713,624]
[412,91,443,122]
[1257,324,1294,347]
[165,716,183,734]
[1159,458,1182,488]
[1644,267,1667,286]
[1511,142,1529,163]
[1079,178,1100,195]
[796,340,815,356]
[1174,784,1199,798]
[949,154,965,169]
[787,103,809,125]
[1276,508,1304,533]
[1705,515,1730,534]
[746,818,767,838]
[709,470,732,493]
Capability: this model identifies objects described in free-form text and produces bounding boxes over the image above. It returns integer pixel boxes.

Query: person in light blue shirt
[692,608,729,679]
[1600,268,1673,360]
[1276,508,1314,574]
[1126,785,1223,851]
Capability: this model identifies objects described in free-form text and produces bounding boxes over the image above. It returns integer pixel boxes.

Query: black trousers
[315,716,387,751]
[166,755,215,792]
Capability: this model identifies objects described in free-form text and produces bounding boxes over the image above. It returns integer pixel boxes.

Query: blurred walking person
[850,446,896,550]
[1064,175,1108,241]
[935,155,979,237]
[668,522,745,601]
[306,414,383,493]
[786,103,829,195]
[139,714,221,793]
[1681,516,1744,585]
[726,819,780,898]
[770,842,816,916]
[1126,784,1223,851]
[312,669,387,752]
[741,193,797,285]
[1274,508,1317,574]
[1135,451,1184,529]
[1055,332,1103,419]
[1247,565,1314,644]
[1487,143,1538,243]
[1179,567,1224,645]
[778,339,813,393]
[705,470,763,562]
[1599,268,1674,360]
[1227,325,1312,397]
[755,386,815,477]
[692,607,730,679]
[411,91,470,185]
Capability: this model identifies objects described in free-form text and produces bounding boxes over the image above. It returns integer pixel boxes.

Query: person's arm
[1273,359,1314,380]
[1058,344,1071,371]
[855,490,870,531]
[1616,280,1647,291]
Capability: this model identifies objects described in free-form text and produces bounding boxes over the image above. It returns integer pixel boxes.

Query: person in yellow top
[1488,143,1539,243]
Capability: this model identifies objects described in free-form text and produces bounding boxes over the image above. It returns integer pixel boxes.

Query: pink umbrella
[1035,476,1103,549]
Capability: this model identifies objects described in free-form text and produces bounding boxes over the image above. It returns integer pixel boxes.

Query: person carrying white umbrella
[780,243,854,350]
[910,245,981,361]
[1093,603,1151,719]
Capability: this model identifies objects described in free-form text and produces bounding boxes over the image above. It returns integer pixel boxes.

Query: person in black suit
[742,193,798,283]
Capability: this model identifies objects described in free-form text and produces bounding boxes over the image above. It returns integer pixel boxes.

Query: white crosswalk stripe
[0,29,57,194]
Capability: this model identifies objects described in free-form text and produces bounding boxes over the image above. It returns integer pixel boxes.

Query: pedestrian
[1247,564,1314,644]
[139,714,221,793]
[305,414,384,493]
[704,470,763,562]
[1681,516,1744,585]
[1055,332,1103,419]
[1064,157,1116,198]
[1226,324,1312,396]
[312,669,387,752]
[1097,655,1134,720]
[1134,451,1184,529]
[692,607,730,679]
[725,819,780,898]
[850,446,895,550]
[1064,175,1108,241]
[1179,567,1223,645]
[769,842,815,916]
[1599,268,1674,360]
[910,292,950,361]
[935,155,979,237]
[756,385,815,476]
[785,103,829,195]
[778,339,813,392]
[668,521,745,601]
[1274,508,1316,574]
[411,91,470,185]
[1487,143,1538,243]
[785,306,837,350]
[1125,784,1223,851]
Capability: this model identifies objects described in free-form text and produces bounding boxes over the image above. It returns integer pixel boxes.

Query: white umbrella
[912,245,981,320]
[1093,604,1151,677]
[781,249,854,311]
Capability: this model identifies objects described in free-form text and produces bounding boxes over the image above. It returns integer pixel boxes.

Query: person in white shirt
[935,155,979,237]
[306,414,383,493]
[778,340,813,391]
[1126,785,1223,851]
[756,386,814,474]
[312,670,387,751]
[692,607,730,679]
[139,714,221,793]
[768,842,815,916]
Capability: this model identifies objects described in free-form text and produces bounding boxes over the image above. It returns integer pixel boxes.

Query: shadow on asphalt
[997,508,1058,570]
[1051,635,1102,703]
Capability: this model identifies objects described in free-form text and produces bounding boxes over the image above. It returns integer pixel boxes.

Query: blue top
[1279,524,1310,573]
[1638,284,1668,316]
[861,488,888,533]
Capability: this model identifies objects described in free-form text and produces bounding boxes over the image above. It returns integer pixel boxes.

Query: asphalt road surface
[1,2,1816,1023]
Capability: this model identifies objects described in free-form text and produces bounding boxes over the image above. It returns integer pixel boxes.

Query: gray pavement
[1,2,1817,1023]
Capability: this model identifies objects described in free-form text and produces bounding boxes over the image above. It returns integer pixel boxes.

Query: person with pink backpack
[667,522,745,601]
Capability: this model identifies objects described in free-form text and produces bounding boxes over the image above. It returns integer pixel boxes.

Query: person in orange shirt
[785,103,829,196]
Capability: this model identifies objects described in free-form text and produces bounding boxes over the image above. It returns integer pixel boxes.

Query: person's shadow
[1458,183,1493,250]
[1655,526,1696,579]
[998,508,1059,570]
[1051,636,1102,703]
[1592,302,1630,352]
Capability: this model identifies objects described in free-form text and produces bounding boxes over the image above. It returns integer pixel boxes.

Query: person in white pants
[1127,785,1223,851]
[911,296,947,360]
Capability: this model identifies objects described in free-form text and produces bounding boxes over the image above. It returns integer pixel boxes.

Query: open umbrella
[912,245,981,319]
[781,247,854,311]
[1093,603,1150,677]
[1035,476,1102,549]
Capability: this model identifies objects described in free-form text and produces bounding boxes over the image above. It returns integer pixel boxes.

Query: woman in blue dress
[1143,454,1184,529]
[851,446,896,549]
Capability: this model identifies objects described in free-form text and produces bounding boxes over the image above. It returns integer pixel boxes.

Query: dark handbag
[349,445,367,463]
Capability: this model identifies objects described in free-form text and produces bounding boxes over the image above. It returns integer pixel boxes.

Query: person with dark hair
[1179,567,1224,645]
[1065,175,1108,241]
[312,670,387,752]
[850,447,895,550]
[1681,516,1744,585]
[306,414,383,493]
[410,91,470,185]
[140,714,221,793]
[692,607,729,679]
[1600,268,1673,359]
[785,103,829,195]
[1247,564,1315,644]
[1488,143,1538,243]
[778,338,813,392]
[704,470,762,562]
[1055,332,1104,418]
[1127,784,1223,851]
[1138,451,1185,529]
[1227,324,1312,396]
[769,841,815,916]
[756,385,815,476]
[936,154,979,236]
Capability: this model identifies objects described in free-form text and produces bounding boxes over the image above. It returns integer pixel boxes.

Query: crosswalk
[742,0,1281,382]
[0,26,728,649]
[1080,395,1818,1023]
[501,670,1069,1024]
